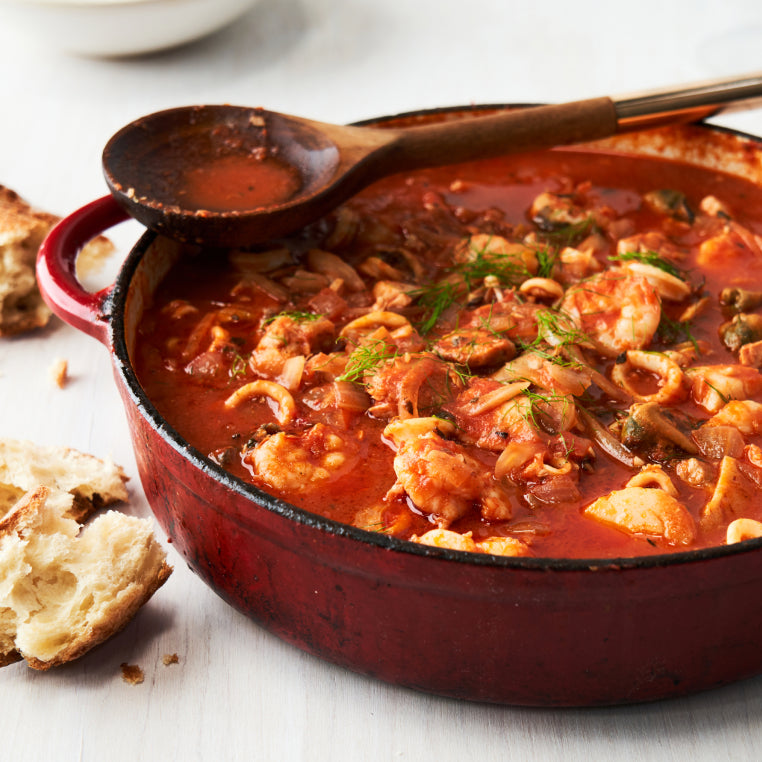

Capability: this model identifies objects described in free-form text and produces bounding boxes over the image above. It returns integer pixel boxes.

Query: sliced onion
[576,405,643,468]
[526,476,581,506]
[333,380,371,412]
[468,380,531,416]
[494,441,539,480]
[277,355,306,392]
[693,425,745,459]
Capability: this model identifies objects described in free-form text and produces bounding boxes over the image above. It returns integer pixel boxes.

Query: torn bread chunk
[0,439,128,522]
[0,185,113,336]
[0,486,171,670]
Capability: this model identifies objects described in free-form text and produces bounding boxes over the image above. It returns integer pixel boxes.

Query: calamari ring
[625,464,679,497]
[727,518,762,544]
[611,350,686,404]
[224,380,297,424]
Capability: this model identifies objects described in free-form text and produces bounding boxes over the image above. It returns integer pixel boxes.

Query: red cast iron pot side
[36,107,762,706]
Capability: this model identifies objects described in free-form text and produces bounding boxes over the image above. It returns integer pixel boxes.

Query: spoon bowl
[103,105,349,245]
[103,75,762,247]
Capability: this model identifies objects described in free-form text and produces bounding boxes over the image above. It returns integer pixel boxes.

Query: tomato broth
[135,148,762,559]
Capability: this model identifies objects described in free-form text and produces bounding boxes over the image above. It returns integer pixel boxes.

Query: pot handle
[36,195,130,347]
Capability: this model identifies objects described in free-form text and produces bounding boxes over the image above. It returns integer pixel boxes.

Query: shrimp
[559,271,661,357]
[383,417,513,526]
[698,225,762,278]
[706,399,762,435]
[249,313,336,377]
[412,529,531,557]
[365,353,464,419]
[245,424,359,493]
[685,365,762,413]
[463,291,543,344]
[616,231,686,264]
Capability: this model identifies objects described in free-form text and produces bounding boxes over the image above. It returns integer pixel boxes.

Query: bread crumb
[49,358,68,389]
[162,653,179,666]
[120,663,145,685]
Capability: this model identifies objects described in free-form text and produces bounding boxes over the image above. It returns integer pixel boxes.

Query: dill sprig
[230,353,250,378]
[454,242,530,287]
[336,340,400,383]
[534,247,559,279]
[412,237,538,333]
[532,308,588,349]
[609,249,683,279]
[263,310,322,325]
[414,280,462,335]
[703,380,731,405]
[657,313,700,353]
[518,388,573,435]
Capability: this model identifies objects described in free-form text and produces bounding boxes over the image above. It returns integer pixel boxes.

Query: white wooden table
[2,1,762,759]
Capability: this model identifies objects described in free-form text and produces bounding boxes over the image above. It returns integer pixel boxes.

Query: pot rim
[108,104,762,573]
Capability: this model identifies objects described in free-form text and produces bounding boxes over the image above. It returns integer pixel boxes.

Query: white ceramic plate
[0,0,262,57]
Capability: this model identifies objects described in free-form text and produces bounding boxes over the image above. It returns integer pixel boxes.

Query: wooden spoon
[102,74,762,247]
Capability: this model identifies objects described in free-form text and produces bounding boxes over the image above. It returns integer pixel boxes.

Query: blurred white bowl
[0,0,263,57]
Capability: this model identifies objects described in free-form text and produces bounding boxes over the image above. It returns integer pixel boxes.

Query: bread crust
[0,486,171,670]
[0,439,129,522]
[0,184,113,336]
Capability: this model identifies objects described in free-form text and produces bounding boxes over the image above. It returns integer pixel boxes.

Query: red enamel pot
[37,108,762,706]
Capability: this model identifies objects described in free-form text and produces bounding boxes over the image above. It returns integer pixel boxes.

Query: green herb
[534,247,559,279]
[517,388,573,435]
[533,308,588,349]
[263,310,322,325]
[411,237,537,333]
[414,280,462,335]
[448,361,474,387]
[455,238,531,285]
[230,353,250,378]
[657,313,700,353]
[556,432,575,459]
[361,520,396,535]
[609,249,683,279]
[336,340,400,383]
[703,380,731,405]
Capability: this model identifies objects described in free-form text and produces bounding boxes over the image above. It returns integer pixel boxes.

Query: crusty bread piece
[0,185,113,336]
[0,486,171,670]
[0,439,129,523]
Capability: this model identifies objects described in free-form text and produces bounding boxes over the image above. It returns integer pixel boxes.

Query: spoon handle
[384,73,762,173]
[384,97,619,171]
[614,73,762,130]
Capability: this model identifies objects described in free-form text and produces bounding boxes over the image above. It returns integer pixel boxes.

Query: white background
[2,1,762,760]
